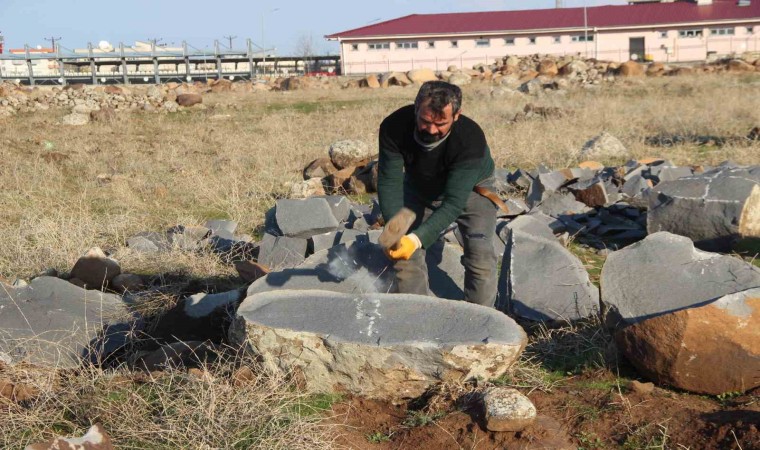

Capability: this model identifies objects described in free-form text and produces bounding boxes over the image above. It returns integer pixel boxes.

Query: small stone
[176,93,202,107]
[275,198,340,238]
[628,380,655,395]
[61,113,90,126]
[70,247,121,289]
[483,387,537,432]
[328,140,372,170]
[111,273,143,293]
[234,260,270,283]
[26,424,114,450]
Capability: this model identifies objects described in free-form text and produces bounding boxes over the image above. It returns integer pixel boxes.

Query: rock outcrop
[230,289,527,399]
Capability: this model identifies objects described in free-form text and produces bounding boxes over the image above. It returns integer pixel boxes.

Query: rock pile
[297,139,378,197]
[351,52,760,93]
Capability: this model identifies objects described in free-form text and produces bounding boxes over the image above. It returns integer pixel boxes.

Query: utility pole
[147,37,163,47]
[223,35,237,49]
[44,36,61,49]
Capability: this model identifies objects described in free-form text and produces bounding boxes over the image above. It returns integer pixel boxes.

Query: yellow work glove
[386,234,422,261]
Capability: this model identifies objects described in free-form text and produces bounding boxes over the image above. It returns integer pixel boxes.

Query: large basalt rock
[229,289,527,399]
[647,166,760,252]
[600,232,760,326]
[498,217,600,321]
[616,288,760,395]
[0,277,134,368]
[248,241,465,300]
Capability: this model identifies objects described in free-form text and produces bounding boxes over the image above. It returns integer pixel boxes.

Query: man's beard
[415,129,443,144]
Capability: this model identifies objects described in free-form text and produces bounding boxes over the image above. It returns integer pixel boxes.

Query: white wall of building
[338,22,759,74]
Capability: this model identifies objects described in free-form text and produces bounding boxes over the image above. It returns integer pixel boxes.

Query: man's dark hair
[414,81,462,116]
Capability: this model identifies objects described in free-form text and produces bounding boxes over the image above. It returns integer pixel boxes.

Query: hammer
[378,207,417,250]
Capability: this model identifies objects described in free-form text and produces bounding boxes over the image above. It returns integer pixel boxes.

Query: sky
[0,0,627,55]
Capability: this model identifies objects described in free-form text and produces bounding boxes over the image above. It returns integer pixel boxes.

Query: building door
[629,37,645,61]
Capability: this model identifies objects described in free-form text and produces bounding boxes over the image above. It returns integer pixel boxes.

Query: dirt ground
[330,371,760,450]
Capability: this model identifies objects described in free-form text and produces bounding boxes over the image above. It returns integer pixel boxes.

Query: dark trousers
[394,179,498,308]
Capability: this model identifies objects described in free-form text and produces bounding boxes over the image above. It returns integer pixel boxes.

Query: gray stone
[316,195,352,223]
[275,198,340,239]
[309,231,342,254]
[499,225,600,321]
[535,192,592,218]
[499,198,529,218]
[349,208,370,231]
[507,169,532,189]
[256,233,308,270]
[167,225,212,251]
[503,215,555,241]
[127,231,168,253]
[538,170,574,193]
[150,290,243,342]
[655,166,693,183]
[0,277,135,367]
[368,229,383,244]
[647,166,760,251]
[339,229,368,245]
[581,132,629,160]
[229,289,527,399]
[527,211,566,234]
[205,220,238,239]
[248,241,465,300]
[483,387,537,432]
[621,175,652,204]
[600,232,760,326]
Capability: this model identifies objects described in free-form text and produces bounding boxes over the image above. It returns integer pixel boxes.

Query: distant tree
[295,33,316,74]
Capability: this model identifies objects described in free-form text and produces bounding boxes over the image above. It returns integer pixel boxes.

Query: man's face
[415,100,460,144]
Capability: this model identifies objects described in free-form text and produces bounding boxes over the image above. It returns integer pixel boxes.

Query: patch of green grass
[289,393,344,418]
[402,410,446,428]
[567,242,606,287]
[576,431,606,450]
[366,431,392,443]
[264,99,369,114]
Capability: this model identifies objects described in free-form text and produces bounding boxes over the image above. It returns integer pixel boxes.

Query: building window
[427,41,435,49]
[350,44,359,51]
[571,35,594,42]
[396,41,418,50]
[367,42,390,51]
[710,27,735,36]
[528,37,537,45]
[678,29,703,38]
[450,40,458,48]
[748,26,754,34]
[659,31,668,38]
[553,36,561,44]
[504,38,515,46]
[475,38,490,47]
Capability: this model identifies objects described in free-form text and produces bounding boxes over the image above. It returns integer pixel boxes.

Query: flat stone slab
[248,241,465,300]
[601,232,760,326]
[499,223,600,321]
[256,233,308,270]
[616,288,760,395]
[0,277,134,367]
[230,289,527,399]
[648,166,760,251]
[274,198,340,238]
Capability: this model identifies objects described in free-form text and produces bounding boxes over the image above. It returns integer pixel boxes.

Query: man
[378,81,498,308]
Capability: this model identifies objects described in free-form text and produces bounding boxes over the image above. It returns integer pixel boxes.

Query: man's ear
[453,109,462,121]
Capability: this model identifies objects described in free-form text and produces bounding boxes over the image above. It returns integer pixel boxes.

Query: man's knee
[462,233,496,274]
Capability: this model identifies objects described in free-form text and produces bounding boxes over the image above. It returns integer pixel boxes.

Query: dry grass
[0,351,339,449]
[1,74,759,281]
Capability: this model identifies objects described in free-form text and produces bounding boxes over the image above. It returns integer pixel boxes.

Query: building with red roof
[326,0,760,74]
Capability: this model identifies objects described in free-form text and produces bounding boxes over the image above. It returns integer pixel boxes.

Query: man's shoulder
[454,113,485,137]
[381,104,415,129]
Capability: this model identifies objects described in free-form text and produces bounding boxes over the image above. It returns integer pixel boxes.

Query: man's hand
[385,234,422,261]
